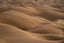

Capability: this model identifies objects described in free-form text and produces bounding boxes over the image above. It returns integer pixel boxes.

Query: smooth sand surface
[0,0,64,43]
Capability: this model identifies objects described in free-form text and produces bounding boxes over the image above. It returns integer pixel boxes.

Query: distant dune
[0,0,64,43]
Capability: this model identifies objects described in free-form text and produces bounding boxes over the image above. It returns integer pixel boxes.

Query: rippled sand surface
[0,0,64,43]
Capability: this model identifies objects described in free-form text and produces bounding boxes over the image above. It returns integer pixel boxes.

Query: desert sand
[0,0,64,43]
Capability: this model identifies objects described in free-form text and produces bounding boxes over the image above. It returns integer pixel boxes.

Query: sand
[0,0,64,43]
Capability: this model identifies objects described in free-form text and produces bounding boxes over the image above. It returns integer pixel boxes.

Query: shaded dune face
[0,0,64,43]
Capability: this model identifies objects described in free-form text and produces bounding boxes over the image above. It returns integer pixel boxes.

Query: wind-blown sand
[0,0,64,43]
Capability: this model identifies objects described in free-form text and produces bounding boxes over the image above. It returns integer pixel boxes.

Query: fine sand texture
[0,0,64,43]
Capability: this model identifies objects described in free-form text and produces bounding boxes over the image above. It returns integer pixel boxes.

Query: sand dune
[0,0,64,43]
[0,23,64,43]
[11,5,64,21]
